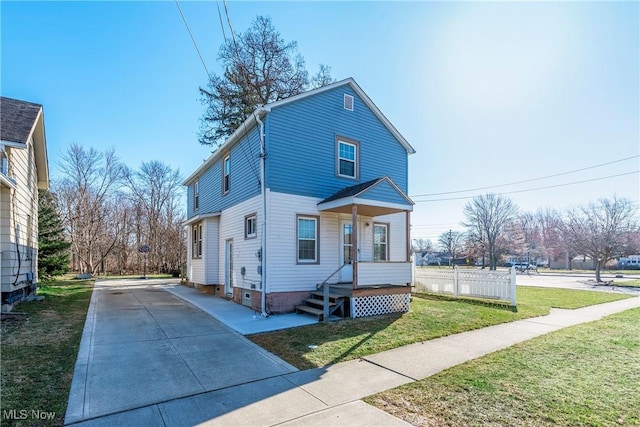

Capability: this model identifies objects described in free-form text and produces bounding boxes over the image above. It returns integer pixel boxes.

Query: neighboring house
[184,78,416,318]
[617,255,640,270]
[1,97,49,311]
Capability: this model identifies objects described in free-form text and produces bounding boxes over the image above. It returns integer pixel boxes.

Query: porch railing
[357,261,412,286]
[317,263,349,322]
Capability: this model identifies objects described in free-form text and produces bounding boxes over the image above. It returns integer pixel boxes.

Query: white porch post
[352,204,358,289]
[406,211,411,262]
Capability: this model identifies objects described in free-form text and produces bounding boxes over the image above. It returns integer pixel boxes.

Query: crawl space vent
[343,94,354,111]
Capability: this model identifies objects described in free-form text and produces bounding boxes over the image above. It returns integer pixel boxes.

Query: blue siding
[266,85,408,200]
[187,126,261,219]
[359,180,410,205]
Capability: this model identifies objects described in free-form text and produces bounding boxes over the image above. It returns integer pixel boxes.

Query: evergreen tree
[38,189,70,281]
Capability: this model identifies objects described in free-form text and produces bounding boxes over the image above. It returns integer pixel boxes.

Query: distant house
[618,255,640,270]
[1,97,49,311]
[184,78,416,318]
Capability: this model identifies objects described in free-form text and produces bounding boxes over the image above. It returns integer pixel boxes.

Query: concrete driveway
[65,279,298,425]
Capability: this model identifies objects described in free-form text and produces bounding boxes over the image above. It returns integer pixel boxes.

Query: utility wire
[215,1,228,42]
[410,154,639,198]
[414,170,639,203]
[175,0,210,77]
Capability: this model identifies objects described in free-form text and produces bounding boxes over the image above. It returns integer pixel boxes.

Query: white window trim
[193,180,199,211]
[337,140,357,179]
[223,154,230,194]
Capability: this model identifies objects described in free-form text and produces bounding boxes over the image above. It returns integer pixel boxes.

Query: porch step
[303,298,337,308]
[295,305,324,318]
[310,291,346,302]
[295,288,349,321]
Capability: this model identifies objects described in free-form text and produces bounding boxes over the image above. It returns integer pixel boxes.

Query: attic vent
[343,94,354,111]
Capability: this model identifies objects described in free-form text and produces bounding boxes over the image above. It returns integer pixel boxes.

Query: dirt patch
[0,314,29,337]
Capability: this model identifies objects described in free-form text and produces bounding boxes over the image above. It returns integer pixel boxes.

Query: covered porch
[303,176,414,319]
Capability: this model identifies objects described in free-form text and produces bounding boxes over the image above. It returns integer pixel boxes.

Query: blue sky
[2,1,638,243]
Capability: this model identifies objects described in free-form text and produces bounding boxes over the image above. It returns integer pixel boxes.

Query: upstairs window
[337,138,358,179]
[192,223,202,258]
[223,155,230,194]
[245,214,257,239]
[373,223,388,261]
[193,180,199,211]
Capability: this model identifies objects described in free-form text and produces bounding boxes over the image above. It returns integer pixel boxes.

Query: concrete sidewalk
[66,281,639,426]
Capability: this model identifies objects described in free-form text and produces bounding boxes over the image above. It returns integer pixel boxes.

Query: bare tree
[438,230,464,267]
[124,161,184,274]
[463,194,518,270]
[55,144,125,274]
[564,196,638,282]
[200,16,332,146]
[413,238,434,253]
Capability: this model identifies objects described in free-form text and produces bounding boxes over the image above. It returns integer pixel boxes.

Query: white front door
[225,239,233,295]
[340,220,355,282]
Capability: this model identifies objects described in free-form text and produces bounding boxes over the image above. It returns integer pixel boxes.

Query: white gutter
[255,110,268,317]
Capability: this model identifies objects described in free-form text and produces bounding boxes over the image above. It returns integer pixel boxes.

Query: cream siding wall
[1,137,39,292]
[374,212,408,262]
[266,191,339,293]
[265,191,409,293]
[204,217,219,284]
[217,195,262,290]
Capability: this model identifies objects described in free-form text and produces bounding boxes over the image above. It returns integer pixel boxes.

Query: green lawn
[366,308,640,426]
[248,287,630,370]
[1,279,93,427]
[613,279,640,288]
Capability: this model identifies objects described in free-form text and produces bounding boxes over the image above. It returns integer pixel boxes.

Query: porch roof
[317,176,414,216]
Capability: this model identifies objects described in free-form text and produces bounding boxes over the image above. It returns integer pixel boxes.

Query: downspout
[255,111,268,317]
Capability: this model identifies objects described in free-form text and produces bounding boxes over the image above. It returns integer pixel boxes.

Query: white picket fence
[413,266,516,306]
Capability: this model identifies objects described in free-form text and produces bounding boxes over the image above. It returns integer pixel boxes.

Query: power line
[414,170,639,203]
[215,1,228,42]
[410,155,639,198]
[175,0,210,77]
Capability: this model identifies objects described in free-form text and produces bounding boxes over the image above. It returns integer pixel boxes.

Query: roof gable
[263,78,415,155]
[319,176,414,206]
[0,97,42,144]
[184,78,414,186]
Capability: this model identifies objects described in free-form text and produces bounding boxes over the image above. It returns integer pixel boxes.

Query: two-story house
[184,78,415,319]
[1,96,49,311]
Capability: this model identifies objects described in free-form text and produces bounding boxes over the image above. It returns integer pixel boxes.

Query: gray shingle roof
[1,96,42,144]
[319,178,385,204]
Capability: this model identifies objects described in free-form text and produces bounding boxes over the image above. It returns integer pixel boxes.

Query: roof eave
[183,109,267,186]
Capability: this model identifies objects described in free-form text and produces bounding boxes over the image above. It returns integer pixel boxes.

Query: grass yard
[248,287,630,370]
[1,279,93,427]
[613,279,640,288]
[366,307,640,426]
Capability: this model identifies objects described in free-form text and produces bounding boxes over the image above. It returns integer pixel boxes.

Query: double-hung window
[223,155,230,194]
[245,214,257,239]
[192,223,202,258]
[336,137,359,179]
[193,180,199,211]
[373,223,388,261]
[297,215,319,263]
